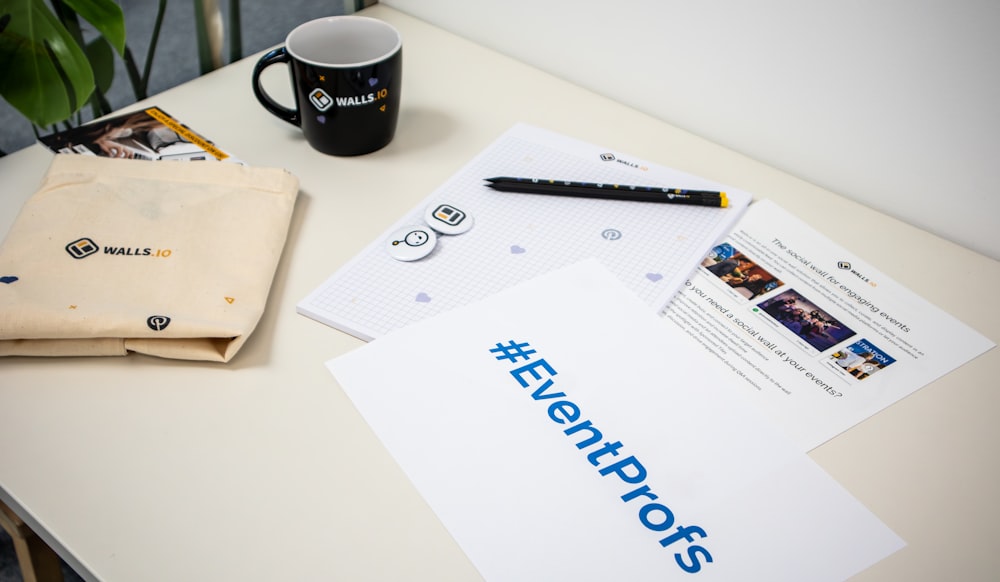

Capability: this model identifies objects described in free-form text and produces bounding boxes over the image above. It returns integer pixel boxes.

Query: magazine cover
[39,107,242,163]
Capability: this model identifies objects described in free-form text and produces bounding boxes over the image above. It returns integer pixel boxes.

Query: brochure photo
[38,107,241,163]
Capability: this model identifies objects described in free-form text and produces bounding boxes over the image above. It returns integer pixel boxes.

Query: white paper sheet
[663,200,995,450]
[327,259,904,581]
[299,123,751,340]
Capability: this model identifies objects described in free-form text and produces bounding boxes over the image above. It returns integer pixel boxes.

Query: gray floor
[0,2,357,578]
[0,527,84,582]
[1,0,354,155]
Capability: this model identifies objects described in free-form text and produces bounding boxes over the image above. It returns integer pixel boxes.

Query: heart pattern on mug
[316,115,326,124]
[0,275,18,284]
[368,77,379,87]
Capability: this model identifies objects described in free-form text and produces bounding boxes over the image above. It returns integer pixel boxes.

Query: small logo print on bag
[66,237,99,259]
[147,315,171,331]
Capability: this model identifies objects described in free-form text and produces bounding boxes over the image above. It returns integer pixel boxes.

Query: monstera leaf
[0,0,125,127]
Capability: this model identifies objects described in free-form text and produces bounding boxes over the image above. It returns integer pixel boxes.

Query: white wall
[382,0,1000,260]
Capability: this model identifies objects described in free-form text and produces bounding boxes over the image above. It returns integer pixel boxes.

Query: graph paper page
[298,123,752,340]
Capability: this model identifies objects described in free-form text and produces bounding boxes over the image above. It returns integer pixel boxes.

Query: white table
[2,5,998,581]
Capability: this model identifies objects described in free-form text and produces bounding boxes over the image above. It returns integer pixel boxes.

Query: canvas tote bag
[0,155,299,362]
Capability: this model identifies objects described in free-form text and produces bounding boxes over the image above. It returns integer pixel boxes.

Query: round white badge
[423,202,474,235]
[386,225,437,261]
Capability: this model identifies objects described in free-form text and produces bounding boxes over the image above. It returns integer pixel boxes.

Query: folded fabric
[0,155,299,362]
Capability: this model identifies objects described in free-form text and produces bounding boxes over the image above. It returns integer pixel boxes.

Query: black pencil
[484,177,727,207]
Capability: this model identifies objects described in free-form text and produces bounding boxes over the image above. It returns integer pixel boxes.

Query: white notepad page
[299,123,752,340]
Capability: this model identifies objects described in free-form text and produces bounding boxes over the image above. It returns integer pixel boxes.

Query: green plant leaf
[62,0,124,56]
[0,0,95,127]
[85,35,113,93]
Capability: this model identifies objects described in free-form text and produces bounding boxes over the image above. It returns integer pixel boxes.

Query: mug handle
[251,47,300,127]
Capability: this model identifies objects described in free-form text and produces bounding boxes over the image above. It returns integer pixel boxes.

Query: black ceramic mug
[252,16,402,156]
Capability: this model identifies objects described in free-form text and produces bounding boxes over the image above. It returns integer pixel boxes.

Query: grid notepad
[297,123,752,340]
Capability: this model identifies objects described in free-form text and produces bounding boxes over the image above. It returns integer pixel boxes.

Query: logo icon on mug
[308,88,333,111]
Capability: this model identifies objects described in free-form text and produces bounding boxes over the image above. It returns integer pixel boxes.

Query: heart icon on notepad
[645,273,663,282]
[0,276,18,284]
[510,245,526,254]
[415,292,431,303]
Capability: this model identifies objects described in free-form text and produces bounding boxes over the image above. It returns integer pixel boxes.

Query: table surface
[2,5,998,581]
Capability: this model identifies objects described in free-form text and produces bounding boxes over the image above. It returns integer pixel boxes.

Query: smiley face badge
[386,225,437,261]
